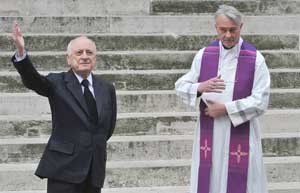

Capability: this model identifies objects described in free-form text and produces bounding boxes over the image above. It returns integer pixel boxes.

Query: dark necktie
[81,79,98,124]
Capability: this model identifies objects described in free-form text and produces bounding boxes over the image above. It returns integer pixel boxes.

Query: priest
[175,5,270,193]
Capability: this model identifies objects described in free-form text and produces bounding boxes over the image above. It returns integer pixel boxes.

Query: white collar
[73,71,93,86]
[219,37,243,58]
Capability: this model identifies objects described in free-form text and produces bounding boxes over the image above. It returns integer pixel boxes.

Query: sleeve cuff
[225,101,243,127]
[189,83,201,106]
[14,52,27,62]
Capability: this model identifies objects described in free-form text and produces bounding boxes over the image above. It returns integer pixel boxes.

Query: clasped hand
[197,75,225,93]
[198,76,227,118]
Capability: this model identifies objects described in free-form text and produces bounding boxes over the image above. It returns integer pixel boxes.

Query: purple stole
[197,40,256,193]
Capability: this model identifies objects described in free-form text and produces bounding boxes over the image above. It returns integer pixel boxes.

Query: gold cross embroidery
[200,139,211,159]
[230,144,248,164]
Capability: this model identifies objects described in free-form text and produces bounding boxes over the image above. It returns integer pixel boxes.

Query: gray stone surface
[261,110,300,135]
[0,0,300,192]
[0,135,299,164]
[0,69,299,92]
[1,16,300,34]
[0,34,298,51]
[1,110,299,138]
[2,0,300,17]
[0,0,151,16]
[151,0,300,15]
[0,90,300,115]
[1,50,300,71]
[0,116,51,138]
[0,159,299,190]
[0,184,300,193]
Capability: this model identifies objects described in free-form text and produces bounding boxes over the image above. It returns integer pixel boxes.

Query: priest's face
[66,36,96,78]
[215,14,243,49]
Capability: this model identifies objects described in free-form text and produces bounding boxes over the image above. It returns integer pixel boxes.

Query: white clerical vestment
[175,38,270,193]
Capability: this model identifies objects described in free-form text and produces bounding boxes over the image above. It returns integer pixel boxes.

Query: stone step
[151,0,300,15]
[0,157,299,190]
[0,89,299,115]
[0,133,299,163]
[1,16,300,34]
[0,0,150,16]
[1,50,299,71]
[1,182,300,193]
[0,34,298,51]
[0,69,299,92]
[0,110,300,138]
[2,0,300,17]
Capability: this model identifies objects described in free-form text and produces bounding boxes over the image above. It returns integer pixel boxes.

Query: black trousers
[47,175,101,193]
[47,164,101,193]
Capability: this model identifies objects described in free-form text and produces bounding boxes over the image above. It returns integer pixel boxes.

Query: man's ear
[240,22,243,30]
[66,54,71,66]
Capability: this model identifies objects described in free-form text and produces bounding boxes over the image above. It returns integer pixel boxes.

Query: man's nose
[81,51,89,58]
[225,31,232,37]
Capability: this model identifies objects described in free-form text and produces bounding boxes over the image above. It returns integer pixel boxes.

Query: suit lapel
[65,70,90,118]
[93,75,103,124]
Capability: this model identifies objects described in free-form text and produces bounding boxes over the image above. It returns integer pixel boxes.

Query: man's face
[215,14,243,49]
[66,37,96,78]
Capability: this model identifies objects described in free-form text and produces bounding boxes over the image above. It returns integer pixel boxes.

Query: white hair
[67,36,96,55]
[215,5,243,25]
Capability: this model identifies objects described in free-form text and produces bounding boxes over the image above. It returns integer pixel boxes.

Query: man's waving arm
[11,22,52,97]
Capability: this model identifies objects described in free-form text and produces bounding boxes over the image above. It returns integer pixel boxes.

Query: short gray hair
[67,36,96,55]
[215,5,243,25]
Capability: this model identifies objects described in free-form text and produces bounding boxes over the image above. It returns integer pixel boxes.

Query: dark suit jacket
[12,55,117,187]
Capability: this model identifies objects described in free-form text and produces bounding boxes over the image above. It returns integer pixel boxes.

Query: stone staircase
[0,0,300,192]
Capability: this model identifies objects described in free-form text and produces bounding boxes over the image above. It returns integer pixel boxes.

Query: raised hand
[12,21,25,57]
[197,75,225,93]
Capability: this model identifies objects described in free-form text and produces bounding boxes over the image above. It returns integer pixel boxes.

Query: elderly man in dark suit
[11,22,117,193]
